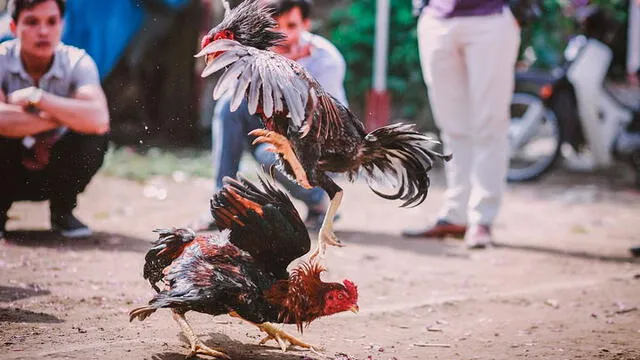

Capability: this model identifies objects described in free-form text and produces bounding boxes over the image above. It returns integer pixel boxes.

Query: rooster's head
[200,0,285,64]
[322,279,359,316]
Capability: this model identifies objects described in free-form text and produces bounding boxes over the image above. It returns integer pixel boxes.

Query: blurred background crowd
[0,0,634,148]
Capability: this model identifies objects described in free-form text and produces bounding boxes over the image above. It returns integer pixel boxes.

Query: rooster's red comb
[343,279,358,301]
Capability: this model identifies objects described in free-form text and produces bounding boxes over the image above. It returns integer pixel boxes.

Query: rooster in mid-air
[196,0,451,260]
[129,176,359,359]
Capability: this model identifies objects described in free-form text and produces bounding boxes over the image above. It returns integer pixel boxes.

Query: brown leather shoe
[402,220,467,239]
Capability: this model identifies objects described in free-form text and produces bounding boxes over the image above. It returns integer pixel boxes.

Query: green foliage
[101,145,212,182]
[327,0,428,123]
[326,0,630,127]
[523,0,629,68]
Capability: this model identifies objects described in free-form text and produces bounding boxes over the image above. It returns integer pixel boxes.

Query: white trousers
[417,8,520,226]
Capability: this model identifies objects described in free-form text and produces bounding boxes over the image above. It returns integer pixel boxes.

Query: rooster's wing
[210,175,310,279]
[197,39,346,139]
[143,228,197,292]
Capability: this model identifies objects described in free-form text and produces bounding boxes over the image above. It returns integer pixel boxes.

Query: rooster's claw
[310,226,344,262]
[257,323,322,354]
[247,129,312,189]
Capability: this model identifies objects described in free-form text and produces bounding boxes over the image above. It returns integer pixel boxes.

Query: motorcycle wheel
[508,92,562,182]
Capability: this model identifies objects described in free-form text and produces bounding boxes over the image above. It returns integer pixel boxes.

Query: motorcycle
[507,7,640,187]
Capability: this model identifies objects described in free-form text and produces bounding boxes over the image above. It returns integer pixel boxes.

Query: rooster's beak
[349,305,359,314]
[205,54,215,66]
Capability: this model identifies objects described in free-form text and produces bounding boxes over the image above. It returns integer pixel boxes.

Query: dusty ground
[1,166,639,360]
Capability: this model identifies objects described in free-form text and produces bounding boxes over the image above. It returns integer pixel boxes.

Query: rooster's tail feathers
[128,306,157,322]
[359,123,451,207]
[143,228,197,292]
[211,174,294,229]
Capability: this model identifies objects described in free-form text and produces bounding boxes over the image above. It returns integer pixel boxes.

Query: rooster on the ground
[129,176,358,359]
[197,0,451,260]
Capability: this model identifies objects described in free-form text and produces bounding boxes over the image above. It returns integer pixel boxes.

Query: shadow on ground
[494,242,640,264]
[0,285,51,302]
[536,164,638,190]
[334,230,639,264]
[2,231,150,253]
[0,307,64,324]
[334,229,469,259]
[148,332,316,360]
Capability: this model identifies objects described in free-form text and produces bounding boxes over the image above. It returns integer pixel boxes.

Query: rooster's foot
[257,323,322,354]
[310,225,344,261]
[172,311,229,359]
[186,340,229,359]
[248,129,312,189]
[309,191,344,262]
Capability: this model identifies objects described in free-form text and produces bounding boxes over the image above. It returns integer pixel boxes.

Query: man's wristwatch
[25,87,43,114]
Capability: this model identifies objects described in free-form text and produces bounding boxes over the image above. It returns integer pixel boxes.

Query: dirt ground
[1,166,639,360]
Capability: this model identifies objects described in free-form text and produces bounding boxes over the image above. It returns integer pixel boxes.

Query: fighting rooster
[196,0,451,260]
[129,176,359,359]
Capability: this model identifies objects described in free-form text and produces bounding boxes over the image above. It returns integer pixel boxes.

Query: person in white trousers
[403,0,521,249]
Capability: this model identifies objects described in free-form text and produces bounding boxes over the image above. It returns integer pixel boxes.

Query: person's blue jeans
[212,96,326,209]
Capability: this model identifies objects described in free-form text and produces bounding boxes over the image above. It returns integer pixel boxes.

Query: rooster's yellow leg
[228,312,321,354]
[310,190,344,261]
[248,129,312,189]
[172,311,230,359]
[257,322,321,354]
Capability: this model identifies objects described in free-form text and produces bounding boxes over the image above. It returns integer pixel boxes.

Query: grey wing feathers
[197,39,309,129]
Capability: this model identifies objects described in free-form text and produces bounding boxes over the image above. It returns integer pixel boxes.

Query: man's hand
[7,86,41,108]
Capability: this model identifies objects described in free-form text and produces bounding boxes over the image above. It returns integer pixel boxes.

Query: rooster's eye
[337,294,343,300]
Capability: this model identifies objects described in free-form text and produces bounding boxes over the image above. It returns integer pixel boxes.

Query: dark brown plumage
[197,0,451,258]
[129,176,358,357]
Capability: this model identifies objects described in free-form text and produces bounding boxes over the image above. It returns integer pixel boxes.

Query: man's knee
[0,137,21,171]
[0,138,24,192]
[51,132,109,181]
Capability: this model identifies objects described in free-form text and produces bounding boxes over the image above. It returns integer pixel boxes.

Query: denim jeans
[211,96,326,208]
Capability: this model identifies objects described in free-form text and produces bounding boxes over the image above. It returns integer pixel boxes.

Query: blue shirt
[62,0,189,79]
[297,32,349,106]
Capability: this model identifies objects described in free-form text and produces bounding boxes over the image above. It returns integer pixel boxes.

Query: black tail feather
[143,228,196,293]
[359,123,451,207]
[210,174,310,277]
[128,306,157,322]
[210,174,297,230]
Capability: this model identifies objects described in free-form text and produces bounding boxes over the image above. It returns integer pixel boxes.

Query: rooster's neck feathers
[265,262,333,332]
[212,0,285,50]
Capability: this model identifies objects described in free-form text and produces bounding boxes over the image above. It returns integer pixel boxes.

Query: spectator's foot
[51,212,92,238]
[464,224,492,250]
[401,219,466,239]
[304,209,340,233]
[190,213,218,232]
